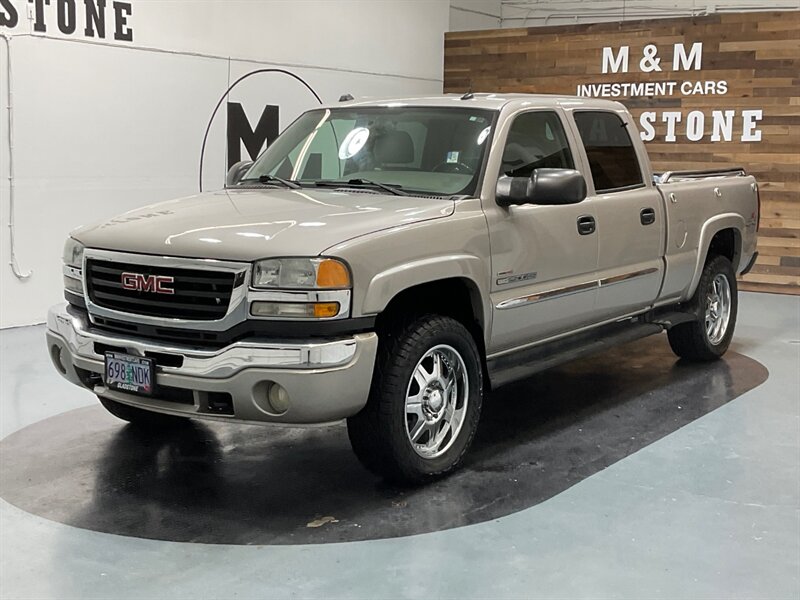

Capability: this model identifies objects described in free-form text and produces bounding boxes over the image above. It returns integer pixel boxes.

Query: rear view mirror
[226,160,253,187]
[496,168,587,207]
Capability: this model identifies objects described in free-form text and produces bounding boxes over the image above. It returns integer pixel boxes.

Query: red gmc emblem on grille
[120,272,175,295]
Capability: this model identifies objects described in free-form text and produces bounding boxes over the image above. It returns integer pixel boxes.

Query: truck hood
[72,188,454,261]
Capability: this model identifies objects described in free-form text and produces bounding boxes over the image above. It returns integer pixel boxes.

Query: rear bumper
[45,303,378,425]
[740,251,759,276]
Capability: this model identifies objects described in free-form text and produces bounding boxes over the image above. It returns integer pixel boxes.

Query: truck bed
[653,167,759,303]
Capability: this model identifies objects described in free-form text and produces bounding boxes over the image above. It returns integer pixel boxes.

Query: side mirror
[496,168,587,207]
[225,160,253,187]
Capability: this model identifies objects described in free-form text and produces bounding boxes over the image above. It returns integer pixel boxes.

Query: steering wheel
[432,161,473,174]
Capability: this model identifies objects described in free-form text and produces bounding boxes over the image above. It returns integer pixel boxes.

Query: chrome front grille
[86,259,237,321]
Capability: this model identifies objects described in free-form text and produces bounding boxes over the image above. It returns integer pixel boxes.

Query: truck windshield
[240,107,495,197]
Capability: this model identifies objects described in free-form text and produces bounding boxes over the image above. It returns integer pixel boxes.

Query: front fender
[362,254,491,333]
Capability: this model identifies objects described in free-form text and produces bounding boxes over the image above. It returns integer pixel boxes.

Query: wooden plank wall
[444,11,800,294]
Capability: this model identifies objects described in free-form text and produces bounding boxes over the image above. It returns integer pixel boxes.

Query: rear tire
[668,255,738,361]
[347,314,483,484]
[97,396,188,428]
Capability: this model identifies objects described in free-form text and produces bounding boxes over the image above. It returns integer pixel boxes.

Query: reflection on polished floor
[0,339,768,545]
[1,292,798,599]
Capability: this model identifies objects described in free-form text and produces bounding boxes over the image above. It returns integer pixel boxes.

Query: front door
[485,109,599,354]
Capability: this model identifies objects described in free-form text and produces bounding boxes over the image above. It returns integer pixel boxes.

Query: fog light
[267,383,290,414]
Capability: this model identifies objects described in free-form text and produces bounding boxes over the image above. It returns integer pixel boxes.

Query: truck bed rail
[655,167,747,185]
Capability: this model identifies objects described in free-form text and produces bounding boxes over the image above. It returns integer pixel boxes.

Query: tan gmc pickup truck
[47,94,759,483]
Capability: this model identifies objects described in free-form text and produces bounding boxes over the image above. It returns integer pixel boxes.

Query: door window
[500,111,574,177]
[573,111,644,193]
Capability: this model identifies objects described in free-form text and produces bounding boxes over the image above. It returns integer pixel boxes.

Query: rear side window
[574,111,644,193]
[500,111,574,178]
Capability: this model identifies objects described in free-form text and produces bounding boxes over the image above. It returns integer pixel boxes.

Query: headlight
[62,238,85,268]
[252,257,351,289]
[62,238,85,298]
[63,275,83,294]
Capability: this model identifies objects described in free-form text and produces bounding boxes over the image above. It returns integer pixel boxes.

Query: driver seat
[374,130,415,167]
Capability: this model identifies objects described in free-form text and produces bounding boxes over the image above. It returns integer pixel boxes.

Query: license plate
[104,352,155,395]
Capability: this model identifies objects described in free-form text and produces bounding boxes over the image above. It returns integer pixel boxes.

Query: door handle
[640,208,656,226]
[577,215,596,235]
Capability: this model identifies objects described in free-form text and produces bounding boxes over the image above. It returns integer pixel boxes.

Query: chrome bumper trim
[47,303,370,379]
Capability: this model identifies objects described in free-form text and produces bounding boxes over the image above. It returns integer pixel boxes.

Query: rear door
[570,109,665,320]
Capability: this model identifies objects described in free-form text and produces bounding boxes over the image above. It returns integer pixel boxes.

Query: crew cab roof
[320,93,625,112]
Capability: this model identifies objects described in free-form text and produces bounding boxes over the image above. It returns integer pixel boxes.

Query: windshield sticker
[338,127,370,159]
[446,151,460,163]
[477,126,491,145]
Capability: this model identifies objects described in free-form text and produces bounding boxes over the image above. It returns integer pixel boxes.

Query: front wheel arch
[374,277,490,393]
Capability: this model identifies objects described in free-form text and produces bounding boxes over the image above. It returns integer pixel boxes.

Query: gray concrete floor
[1,291,798,600]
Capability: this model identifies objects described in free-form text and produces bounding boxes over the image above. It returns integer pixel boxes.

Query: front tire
[347,315,483,484]
[97,396,188,428]
[668,255,738,361]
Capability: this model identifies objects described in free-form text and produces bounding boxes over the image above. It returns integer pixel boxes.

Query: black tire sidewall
[380,316,483,480]
[697,255,738,356]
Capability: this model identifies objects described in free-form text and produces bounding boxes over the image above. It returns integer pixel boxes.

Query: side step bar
[486,310,695,389]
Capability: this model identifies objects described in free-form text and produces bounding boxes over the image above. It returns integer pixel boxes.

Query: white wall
[500,0,800,27]
[448,1,800,33]
[450,0,501,31]
[0,0,450,327]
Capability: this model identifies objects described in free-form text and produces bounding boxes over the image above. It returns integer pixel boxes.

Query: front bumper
[45,303,378,424]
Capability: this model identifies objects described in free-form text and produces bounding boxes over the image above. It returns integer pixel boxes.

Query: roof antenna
[460,88,474,100]
[339,93,354,102]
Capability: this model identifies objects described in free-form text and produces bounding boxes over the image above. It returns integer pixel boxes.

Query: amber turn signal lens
[315,259,350,288]
[313,302,340,318]
[251,301,340,318]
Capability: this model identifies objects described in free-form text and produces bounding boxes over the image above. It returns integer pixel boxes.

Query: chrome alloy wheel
[405,344,469,459]
[705,273,732,345]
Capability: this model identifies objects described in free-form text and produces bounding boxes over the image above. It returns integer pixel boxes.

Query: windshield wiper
[258,174,302,189]
[238,174,302,189]
[315,178,409,196]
